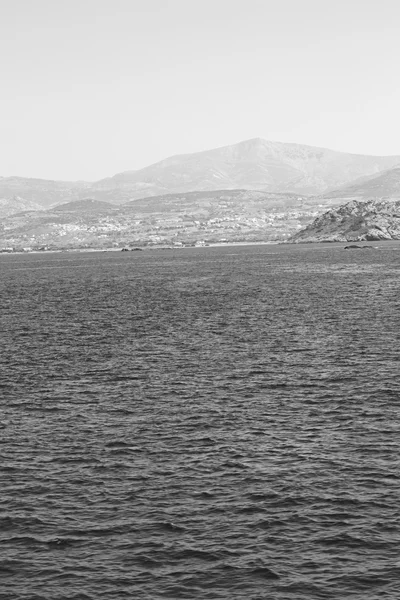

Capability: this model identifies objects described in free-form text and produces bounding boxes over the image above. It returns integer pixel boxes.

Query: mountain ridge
[93,138,400,197]
[321,166,400,200]
[2,138,400,209]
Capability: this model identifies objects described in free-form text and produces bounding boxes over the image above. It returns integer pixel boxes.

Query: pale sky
[1,0,400,181]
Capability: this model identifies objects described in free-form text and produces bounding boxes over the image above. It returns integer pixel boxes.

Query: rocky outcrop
[343,244,373,249]
[289,198,400,243]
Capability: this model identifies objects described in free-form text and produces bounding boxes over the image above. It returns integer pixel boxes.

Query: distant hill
[3,139,400,250]
[0,189,327,249]
[2,138,400,209]
[121,188,307,213]
[289,198,400,243]
[321,167,400,200]
[0,177,91,208]
[94,138,400,198]
[53,198,114,212]
[0,196,43,219]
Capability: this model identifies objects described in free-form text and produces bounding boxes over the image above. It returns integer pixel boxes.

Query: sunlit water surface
[1,243,400,599]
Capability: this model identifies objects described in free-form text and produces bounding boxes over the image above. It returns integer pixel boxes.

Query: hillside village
[2,138,400,251]
[0,192,322,251]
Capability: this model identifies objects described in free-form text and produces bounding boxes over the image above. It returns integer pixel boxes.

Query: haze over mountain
[0,196,43,219]
[94,138,400,198]
[2,138,400,210]
[0,177,91,209]
[321,166,400,200]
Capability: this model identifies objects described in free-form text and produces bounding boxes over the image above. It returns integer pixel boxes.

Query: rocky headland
[289,198,400,243]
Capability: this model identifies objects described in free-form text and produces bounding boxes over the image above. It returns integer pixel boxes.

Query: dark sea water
[1,243,400,600]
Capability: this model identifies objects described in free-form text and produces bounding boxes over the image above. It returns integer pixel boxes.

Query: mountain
[320,166,400,200]
[0,196,43,219]
[0,177,91,208]
[289,198,400,243]
[93,138,400,198]
[2,139,400,209]
[3,139,400,250]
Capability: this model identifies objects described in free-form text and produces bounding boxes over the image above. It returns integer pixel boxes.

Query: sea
[1,243,400,600]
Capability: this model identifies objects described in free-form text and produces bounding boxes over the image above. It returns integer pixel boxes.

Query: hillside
[2,139,400,210]
[289,198,400,243]
[52,199,114,212]
[321,166,400,200]
[93,138,400,198]
[1,189,340,250]
[3,138,400,250]
[0,196,43,219]
[0,177,91,208]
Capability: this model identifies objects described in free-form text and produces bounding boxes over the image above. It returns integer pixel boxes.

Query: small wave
[1,535,80,549]
[247,491,279,501]
[63,525,128,538]
[105,440,130,448]
[250,566,280,580]
[238,505,266,514]
[248,519,282,530]
[46,537,84,549]
[133,555,162,568]
[192,436,216,445]
[328,572,390,589]
[222,562,280,580]
[0,562,16,575]
[193,491,215,499]
[221,460,248,469]
[174,548,221,562]
[157,521,186,533]
[277,581,329,595]
[318,533,389,549]
[0,515,46,530]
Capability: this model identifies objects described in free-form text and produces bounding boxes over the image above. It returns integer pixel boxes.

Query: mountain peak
[94,139,400,198]
[2,139,400,207]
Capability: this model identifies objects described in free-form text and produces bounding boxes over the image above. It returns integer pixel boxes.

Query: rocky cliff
[290,198,400,243]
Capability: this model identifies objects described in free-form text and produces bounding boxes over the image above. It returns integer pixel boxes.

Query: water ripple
[1,243,400,599]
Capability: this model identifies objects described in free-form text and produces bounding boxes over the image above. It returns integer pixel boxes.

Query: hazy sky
[1,0,400,180]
